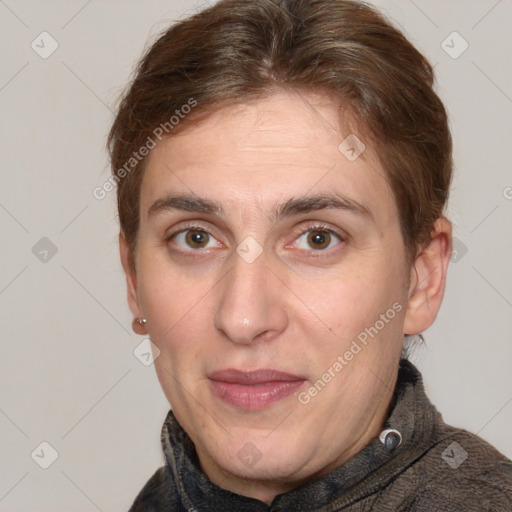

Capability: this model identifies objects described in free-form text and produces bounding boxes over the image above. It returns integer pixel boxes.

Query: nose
[214,251,288,345]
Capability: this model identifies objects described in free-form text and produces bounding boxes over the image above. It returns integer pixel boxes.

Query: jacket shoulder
[128,465,180,512]
[407,429,512,512]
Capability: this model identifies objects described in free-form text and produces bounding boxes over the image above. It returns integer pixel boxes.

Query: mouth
[208,369,306,410]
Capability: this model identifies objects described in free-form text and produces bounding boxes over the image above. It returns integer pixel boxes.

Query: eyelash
[165,222,346,257]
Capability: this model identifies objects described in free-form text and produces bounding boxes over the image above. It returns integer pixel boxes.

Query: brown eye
[307,230,331,249]
[184,230,210,248]
[169,227,221,253]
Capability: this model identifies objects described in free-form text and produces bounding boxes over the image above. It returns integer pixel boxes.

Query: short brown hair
[108,0,452,269]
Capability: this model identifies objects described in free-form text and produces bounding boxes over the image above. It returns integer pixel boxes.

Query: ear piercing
[132,317,147,335]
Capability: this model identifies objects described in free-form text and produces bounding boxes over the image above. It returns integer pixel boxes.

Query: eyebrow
[147,193,373,221]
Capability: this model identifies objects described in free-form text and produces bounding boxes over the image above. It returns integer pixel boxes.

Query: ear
[119,232,145,322]
[403,218,452,335]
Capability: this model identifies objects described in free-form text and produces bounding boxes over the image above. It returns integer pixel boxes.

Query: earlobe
[403,218,452,335]
[119,232,146,333]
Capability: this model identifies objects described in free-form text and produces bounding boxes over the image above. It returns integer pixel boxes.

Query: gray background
[0,0,511,510]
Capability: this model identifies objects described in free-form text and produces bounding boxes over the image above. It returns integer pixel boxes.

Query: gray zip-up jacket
[128,360,512,511]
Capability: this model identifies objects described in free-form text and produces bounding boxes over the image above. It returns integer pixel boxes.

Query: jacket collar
[160,359,441,511]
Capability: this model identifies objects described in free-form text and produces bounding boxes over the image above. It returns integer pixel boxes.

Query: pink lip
[208,369,306,410]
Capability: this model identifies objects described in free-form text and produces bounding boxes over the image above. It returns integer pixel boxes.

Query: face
[122,90,436,502]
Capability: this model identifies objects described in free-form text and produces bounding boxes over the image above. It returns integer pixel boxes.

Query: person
[107,0,512,510]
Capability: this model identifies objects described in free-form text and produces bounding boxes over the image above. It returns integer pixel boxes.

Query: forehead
[141,89,397,225]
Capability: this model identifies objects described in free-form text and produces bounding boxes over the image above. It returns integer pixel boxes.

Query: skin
[120,89,452,504]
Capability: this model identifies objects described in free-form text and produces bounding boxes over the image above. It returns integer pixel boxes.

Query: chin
[213,434,312,481]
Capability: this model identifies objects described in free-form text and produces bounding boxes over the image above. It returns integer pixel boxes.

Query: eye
[171,228,221,250]
[293,228,342,251]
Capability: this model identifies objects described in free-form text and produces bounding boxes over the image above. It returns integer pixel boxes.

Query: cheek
[136,253,214,346]
[297,254,407,358]
[140,267,212,400]
[317,263,404,322]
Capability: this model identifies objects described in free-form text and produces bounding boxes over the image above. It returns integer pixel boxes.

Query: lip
[208,369,306,410]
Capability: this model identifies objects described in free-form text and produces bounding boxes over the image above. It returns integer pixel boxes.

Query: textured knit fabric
[128,360,512,511]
